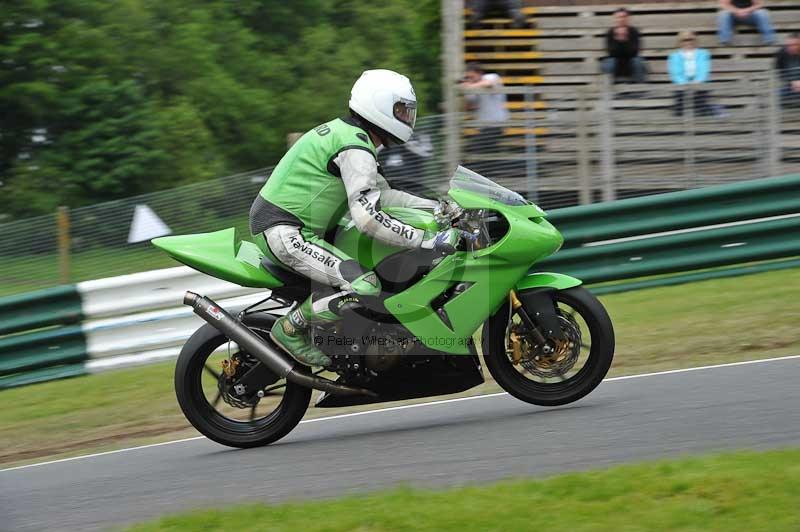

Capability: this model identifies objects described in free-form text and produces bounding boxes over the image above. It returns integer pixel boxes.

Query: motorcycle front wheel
[174,313,312,448]
[483,286,614,407]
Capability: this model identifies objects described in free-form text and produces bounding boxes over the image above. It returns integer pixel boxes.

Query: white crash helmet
[349,69,417,145]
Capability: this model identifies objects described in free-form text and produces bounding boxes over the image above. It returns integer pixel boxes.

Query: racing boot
[270,272,383,367]
[270,296,335,367]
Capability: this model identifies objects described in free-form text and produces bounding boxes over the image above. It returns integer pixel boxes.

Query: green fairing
[515,272,582,292]
[152,228,283,288]
[384,188,563,354]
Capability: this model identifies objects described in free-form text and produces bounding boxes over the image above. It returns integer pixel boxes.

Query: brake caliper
[221,357,240,378]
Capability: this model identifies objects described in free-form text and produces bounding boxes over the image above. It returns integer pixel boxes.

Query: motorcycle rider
[249,69,461,367]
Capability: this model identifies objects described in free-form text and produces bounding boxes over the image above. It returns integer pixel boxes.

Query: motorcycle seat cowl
[152,228,284,289]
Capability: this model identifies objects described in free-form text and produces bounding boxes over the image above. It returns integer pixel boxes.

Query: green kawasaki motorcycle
[153,167,615,448]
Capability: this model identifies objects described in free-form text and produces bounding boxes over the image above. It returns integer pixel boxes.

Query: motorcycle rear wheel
[483,286,614,407]
[174,313,312,448]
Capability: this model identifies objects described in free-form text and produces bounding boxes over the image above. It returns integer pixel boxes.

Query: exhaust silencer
[184,292,375,397]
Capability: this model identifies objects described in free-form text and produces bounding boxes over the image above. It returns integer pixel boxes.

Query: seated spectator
[602,8,647,83]
[775,33,800,108]
[468,0,527,29]
[668,31,717,117]
[718,0,774,45]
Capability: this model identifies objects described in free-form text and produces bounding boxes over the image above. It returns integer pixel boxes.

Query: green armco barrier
[0,325,87,375]
[549,173,800,247]
[0,284,82,336]
[542,216,800,284]
[0,363,88,390]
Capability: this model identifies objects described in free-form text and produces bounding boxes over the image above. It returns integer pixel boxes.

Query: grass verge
[125,448,800,531]
[1,268,798,466]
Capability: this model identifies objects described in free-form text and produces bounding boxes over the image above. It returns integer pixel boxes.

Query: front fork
[509,289,564,359]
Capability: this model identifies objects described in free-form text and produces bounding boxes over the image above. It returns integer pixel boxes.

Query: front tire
[483,286,614,407]
[175,313,312,448]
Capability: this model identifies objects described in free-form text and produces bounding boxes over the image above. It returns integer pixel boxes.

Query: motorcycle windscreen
[449,166,529,206]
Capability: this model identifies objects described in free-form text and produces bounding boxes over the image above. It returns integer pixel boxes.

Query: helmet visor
[393,100,417,128]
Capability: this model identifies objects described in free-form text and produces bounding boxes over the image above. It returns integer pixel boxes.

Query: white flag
[128,204,171,243]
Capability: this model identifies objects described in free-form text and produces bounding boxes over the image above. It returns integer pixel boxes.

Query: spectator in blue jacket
[668,31,715,116]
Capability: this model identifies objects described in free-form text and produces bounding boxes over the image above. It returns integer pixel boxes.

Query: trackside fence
[1,173,798,389]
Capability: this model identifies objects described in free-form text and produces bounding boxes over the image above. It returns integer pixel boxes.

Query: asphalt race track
[2,356,799,531]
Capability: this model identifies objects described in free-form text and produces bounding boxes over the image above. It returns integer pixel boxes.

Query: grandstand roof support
[576,87,592,205]
[599,76,616,202]
[767,71,782,177]
[441,0,464,174]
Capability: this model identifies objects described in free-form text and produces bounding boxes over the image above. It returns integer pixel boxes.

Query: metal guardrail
[540,174,800,284]
[546,216,800,284]
[548,172,800,246]
[0,286,83,336]
[0,267,263,389]
[1,173,798,389]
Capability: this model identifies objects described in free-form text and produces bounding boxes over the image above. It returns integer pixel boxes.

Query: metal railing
[458,71,800,207]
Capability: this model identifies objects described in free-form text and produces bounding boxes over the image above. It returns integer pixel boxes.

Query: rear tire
[174,314,311,448]
[483,286,614,407]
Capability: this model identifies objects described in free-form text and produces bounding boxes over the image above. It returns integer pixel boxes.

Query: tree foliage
[0,0,441,219]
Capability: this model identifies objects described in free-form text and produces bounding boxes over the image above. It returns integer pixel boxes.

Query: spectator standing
[668,31,716,117]
[460,63,509,176]
[468,0,527,29]
[718,0,775,45]
[602,8,647,83]
[775,33,800,107]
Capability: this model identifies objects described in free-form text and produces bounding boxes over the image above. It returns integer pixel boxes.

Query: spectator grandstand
[460,0,800,206]
[464,1,798,87]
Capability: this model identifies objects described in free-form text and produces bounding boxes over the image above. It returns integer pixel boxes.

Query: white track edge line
[2,353,798,473]
[0,436,207,474]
